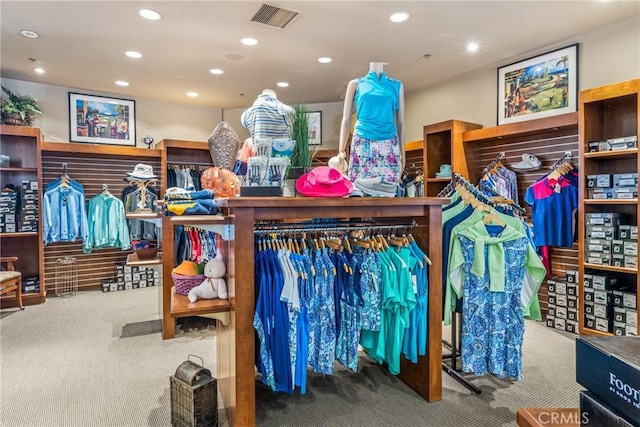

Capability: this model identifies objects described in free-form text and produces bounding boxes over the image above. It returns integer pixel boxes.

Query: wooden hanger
[482,211,506,226]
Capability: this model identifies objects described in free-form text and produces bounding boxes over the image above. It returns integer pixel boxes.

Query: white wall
[0,78,222,146]
[404,17,640,142]
[223,100,344,149]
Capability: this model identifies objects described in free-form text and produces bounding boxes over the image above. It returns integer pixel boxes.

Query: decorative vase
[1,113,23,126]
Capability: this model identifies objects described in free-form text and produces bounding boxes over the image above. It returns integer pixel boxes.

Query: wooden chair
[0,256,24,310]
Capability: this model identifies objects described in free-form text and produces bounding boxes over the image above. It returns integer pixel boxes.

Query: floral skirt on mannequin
[347,134,401,183]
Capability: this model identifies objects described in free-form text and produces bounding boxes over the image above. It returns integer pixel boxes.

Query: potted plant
[287,103,318,179]
[1,86,44,126]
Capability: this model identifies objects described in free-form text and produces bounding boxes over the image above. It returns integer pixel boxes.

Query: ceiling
[1,1,639,110]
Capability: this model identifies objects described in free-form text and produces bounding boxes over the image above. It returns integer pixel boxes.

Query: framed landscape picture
[69,92,136,146]
[497,44,578,125]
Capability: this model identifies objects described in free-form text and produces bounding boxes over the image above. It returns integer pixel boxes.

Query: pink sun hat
[295,166,353,198]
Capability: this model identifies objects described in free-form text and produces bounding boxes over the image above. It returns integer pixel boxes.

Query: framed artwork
[69,92,136,146]
[306,111,322,145]
[497,43,578,125]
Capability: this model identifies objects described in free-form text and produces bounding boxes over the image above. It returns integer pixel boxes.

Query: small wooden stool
[517,408,580,427]
[0,256,24,310]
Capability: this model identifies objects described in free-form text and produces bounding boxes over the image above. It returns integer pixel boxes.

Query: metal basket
[170,355,217,427]
[55,256,78,296]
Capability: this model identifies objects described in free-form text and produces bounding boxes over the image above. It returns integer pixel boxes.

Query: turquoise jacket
[82,194,131,253]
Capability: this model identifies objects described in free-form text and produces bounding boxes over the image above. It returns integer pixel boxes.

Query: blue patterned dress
[457,230,528,380]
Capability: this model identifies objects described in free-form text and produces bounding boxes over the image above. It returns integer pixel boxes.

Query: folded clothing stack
[164,188,219,216]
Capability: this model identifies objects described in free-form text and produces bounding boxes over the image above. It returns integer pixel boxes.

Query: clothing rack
[549,151,572,170]
[167,161,212,167]
[439,173,526,214]
[253,221,417,235]
[481,151,506,174]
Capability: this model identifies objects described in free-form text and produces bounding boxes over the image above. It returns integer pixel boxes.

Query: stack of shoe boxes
[584,272,637,335]
[585,213,620,266]
[20,180,39,232]
[21,276,40,294]
[586,171,637,201]
[546,270,579,333]
[101,263,160,292]
[0,191,17,233]
[614,222,638,269]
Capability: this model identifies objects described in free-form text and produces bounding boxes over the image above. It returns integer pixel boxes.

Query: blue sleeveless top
[353,71,401,141]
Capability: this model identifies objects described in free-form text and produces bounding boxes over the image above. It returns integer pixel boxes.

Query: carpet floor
[0,288,582,427]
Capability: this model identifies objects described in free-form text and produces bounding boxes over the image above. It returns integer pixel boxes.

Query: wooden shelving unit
[170,287,230,318]
[578,78,640,337]
[0,125,45,306]
[422,120,482,196]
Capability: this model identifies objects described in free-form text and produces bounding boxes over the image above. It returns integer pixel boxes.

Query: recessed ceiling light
[20,30,38,38]
[240,37,258,46]
[276,82,289,88]
[389,12,410,23]
[209,68,224,75]
[318,57,332,64]
[186,92,199,98]
[125,51,143,58]
[138,9,161,20]
[33,67,46,74]
[115,80,130,86]
[466,42,479,52]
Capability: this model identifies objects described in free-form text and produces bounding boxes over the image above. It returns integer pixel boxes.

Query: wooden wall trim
[41,141,162,158]
[463,112,578,143]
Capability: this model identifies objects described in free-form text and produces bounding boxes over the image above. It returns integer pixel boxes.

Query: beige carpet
[1,288,582,427]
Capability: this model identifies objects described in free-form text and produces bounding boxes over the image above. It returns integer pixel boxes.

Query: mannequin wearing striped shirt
[241,89,294,140]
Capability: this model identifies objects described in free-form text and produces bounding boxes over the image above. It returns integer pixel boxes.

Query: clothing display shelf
[422,120,483,197]
[41,141,162,293]
[209,197,448,427]
[578,78,640,337]
[0,125,45,307]
[156,139,225,339]
[462,112,579,317]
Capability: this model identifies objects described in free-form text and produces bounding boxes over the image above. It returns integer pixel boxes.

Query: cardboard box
[585,302,595,315]
[587,226,617,240]
[588,141,601,153]
[548,279,556,293]
[613,240,625,254]
[625,325,637,336]
[627,310,637,326]
[596,174,613,188]
[546,314,555,328]
[613,321,627,336]
[587,174,597,187]
[619,225,634,240]
[548,305,556,317]
[585,288,595,303]
[595,317,612,333]
[631,226,638,241]
[599,141,613,152]
[594,290,611,305]
[556,306,568,319]
[613,254,625,267]
[624,256,637,269]
[549,293,557,305]
[585,314,596,329]
[614,306,627,323]
[554,317,566,331]
[594,303,610,319]
[611,290,626,307]
[613,173,638,188]
[592,274,618,290]
[588,252,612,266]
[588,188,614,199]
[622,292,637,309]
[584,273,593,288]
[568,295,578,309]
[556,294,568,307]
[576,337,640,424]
[567,308,578,322]
[614,187,638,199]
[587,239,613,253]
[568,284,578,297]
[556,281,567,295]
[566,269,578,284]
[565,321,577,334]
[586,213,622,227]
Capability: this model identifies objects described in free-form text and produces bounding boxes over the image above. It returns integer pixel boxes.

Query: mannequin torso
[241,89,294,140]
[337,62,405,183]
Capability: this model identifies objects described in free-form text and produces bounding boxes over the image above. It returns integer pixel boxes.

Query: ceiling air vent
[250,4,299,30]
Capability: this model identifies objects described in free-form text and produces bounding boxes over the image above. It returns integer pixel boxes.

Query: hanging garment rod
[549,151,573,170]
[253,221,418,235]
[439,173,526,214]
[481,151,506,174]
[167,161,213,167]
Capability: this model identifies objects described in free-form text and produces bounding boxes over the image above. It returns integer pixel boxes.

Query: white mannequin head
[261,88,277,97]
[369,62,385,76]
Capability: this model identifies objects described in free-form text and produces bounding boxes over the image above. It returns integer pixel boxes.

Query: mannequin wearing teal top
[336,62,406,183]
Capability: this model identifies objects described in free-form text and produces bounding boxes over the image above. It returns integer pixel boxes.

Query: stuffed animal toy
[188,249,228,302]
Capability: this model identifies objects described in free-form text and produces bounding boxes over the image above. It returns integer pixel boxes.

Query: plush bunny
[188,249,228,302]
